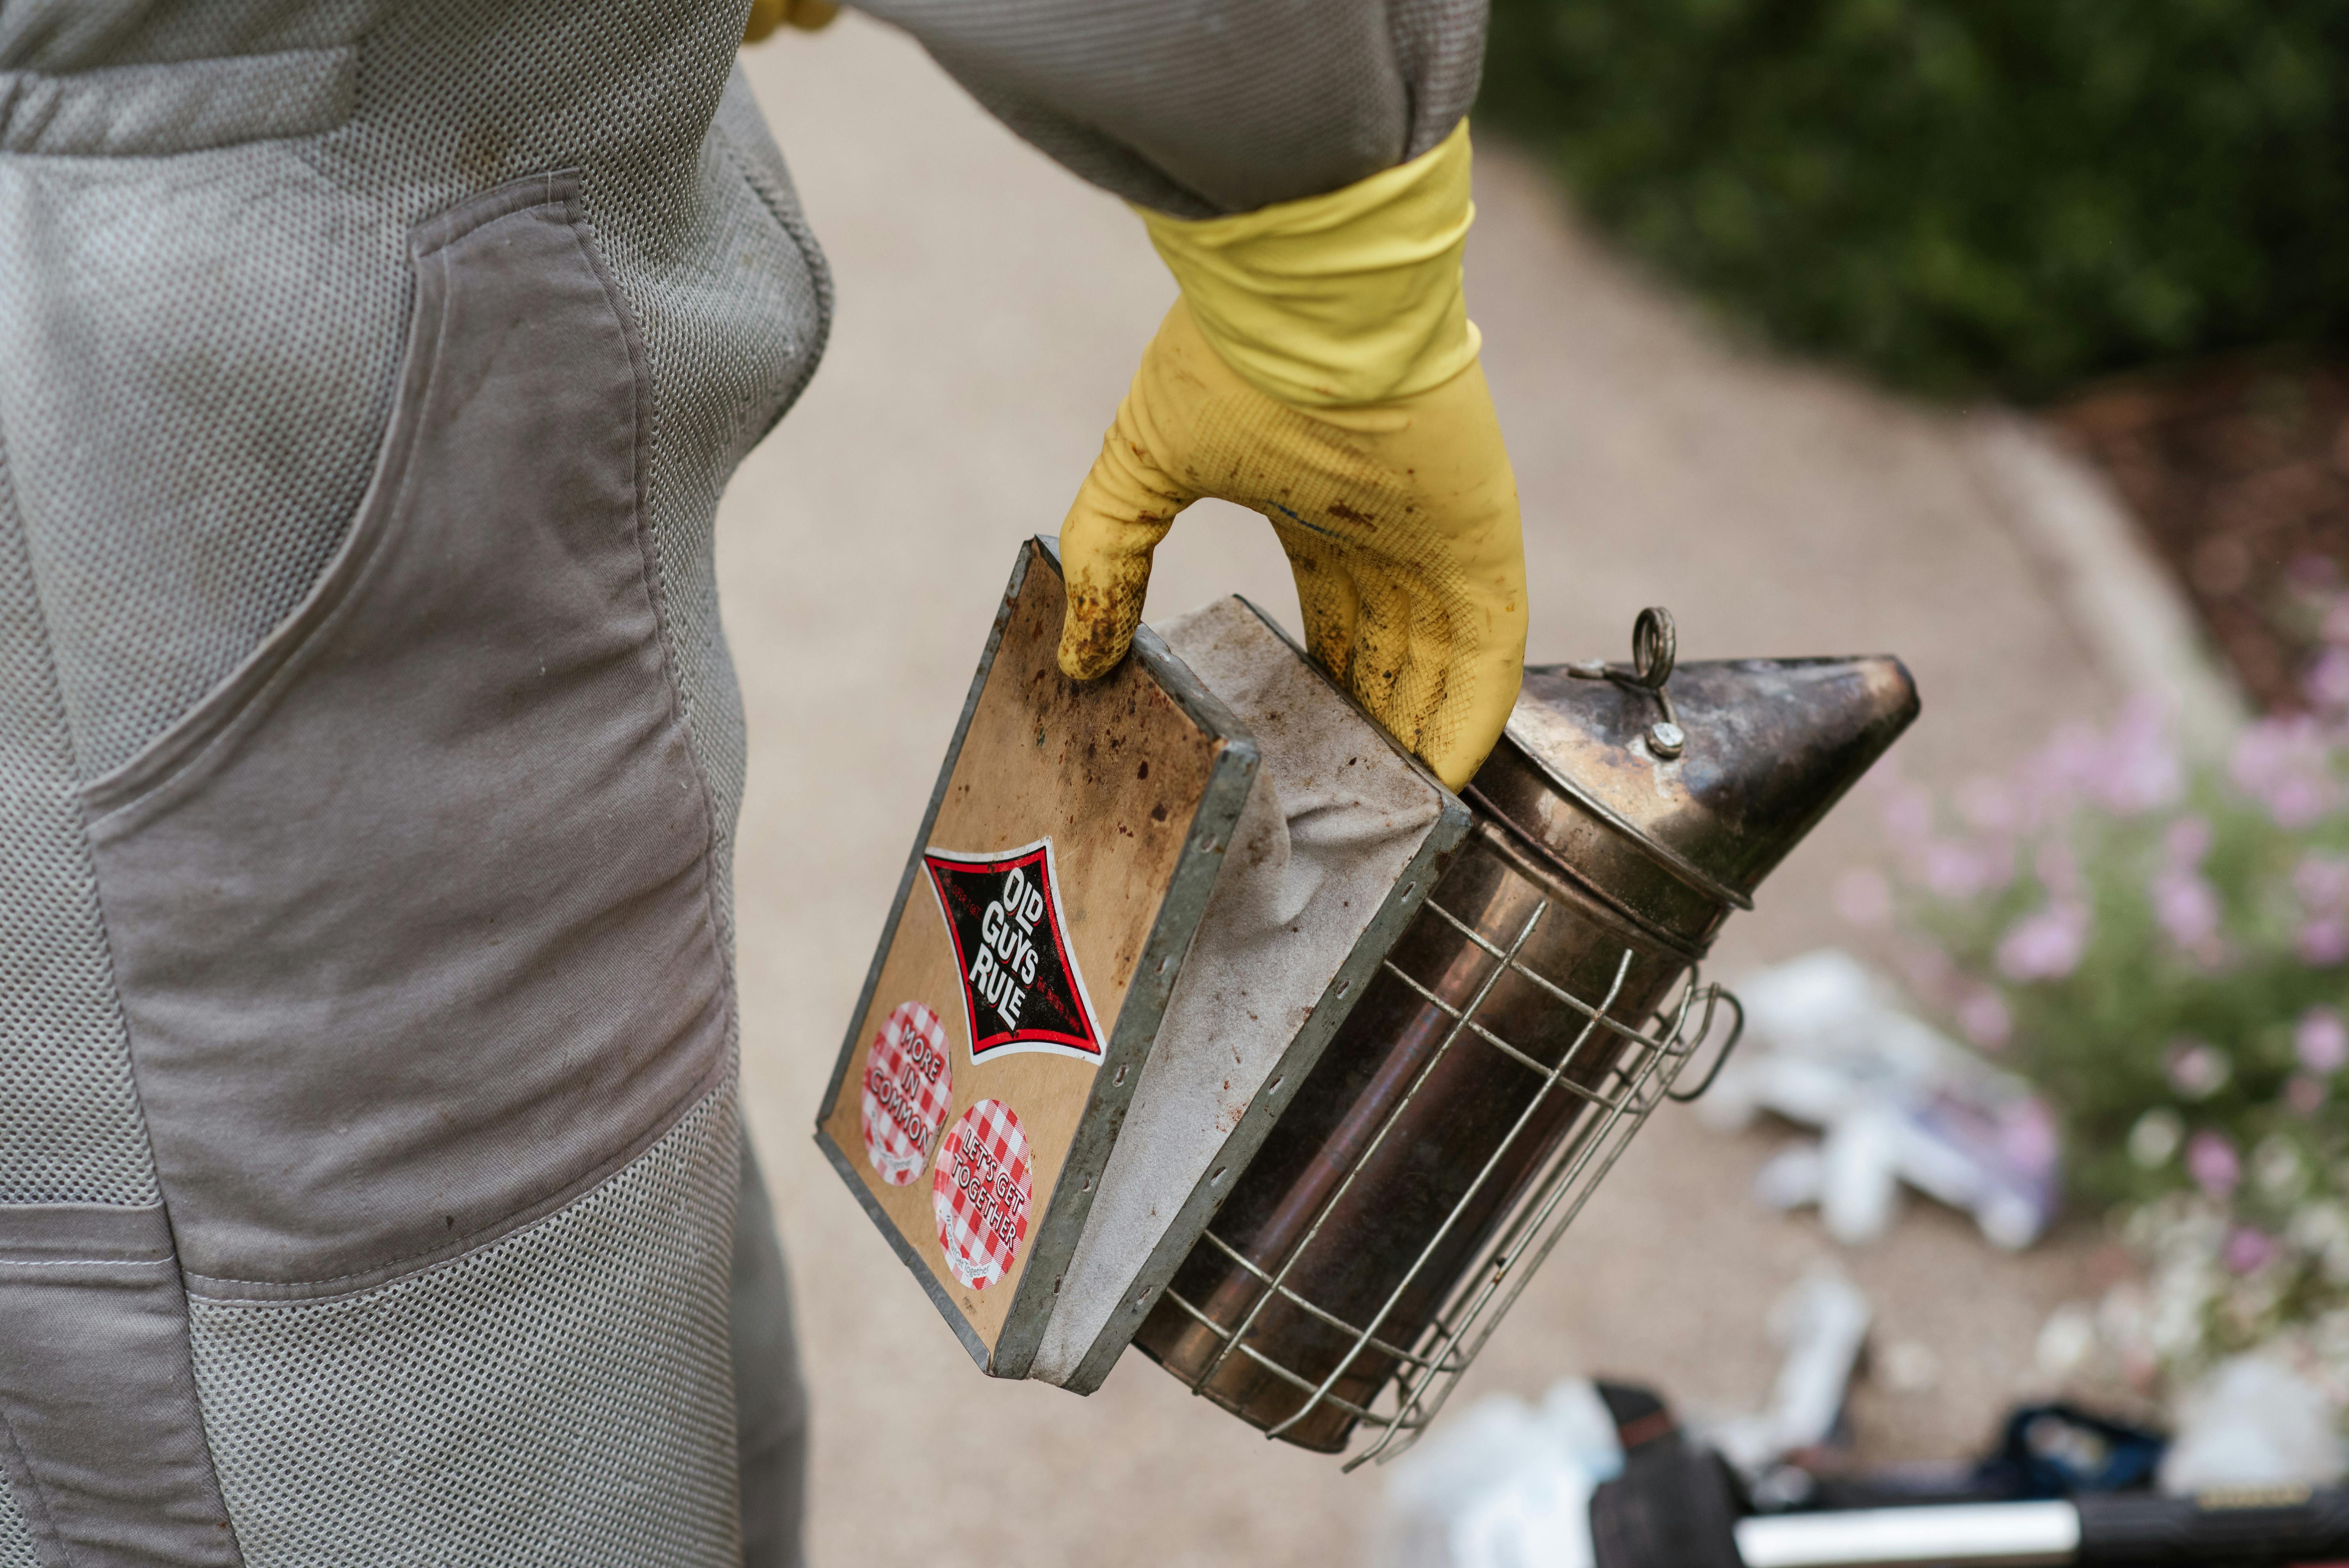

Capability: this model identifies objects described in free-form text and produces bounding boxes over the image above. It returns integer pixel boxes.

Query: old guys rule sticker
[860,1001,952,1187]
[921,837,1102,1065]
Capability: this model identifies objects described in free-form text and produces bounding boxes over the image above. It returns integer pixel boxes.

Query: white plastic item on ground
[1696,1267,1873,1476]
[1375,1379,1623,1568]
[1819,1105,1905,1246]
[2158,1356,2349,1492]
[1374,1273,1875,1567]
[1706,949,2058,1249]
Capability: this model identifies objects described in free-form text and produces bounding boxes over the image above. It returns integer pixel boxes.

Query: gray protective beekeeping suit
[0,2,1481,1564]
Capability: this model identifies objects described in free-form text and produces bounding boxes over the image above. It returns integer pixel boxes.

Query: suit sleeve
[844,0,1486,217]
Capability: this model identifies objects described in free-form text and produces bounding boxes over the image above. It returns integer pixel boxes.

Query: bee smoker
[1129,610,1920,1465]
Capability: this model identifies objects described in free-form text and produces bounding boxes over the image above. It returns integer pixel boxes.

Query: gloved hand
[743,0,837,41]
[1057,121,1527,792]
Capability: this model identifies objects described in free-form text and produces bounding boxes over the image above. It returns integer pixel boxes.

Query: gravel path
[727,20,2128,1563]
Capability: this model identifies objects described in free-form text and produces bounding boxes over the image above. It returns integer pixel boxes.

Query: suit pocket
[81,171,731,1295]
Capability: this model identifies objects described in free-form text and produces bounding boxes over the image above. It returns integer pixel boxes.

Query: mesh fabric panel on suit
[855,0,1486,215]
[0,10,827,964]
[0,451,156,1207]
[0,1481,35,1568]
[187,1087,742,1568]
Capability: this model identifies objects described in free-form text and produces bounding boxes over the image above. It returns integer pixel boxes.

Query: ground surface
[725,21,2132,1564]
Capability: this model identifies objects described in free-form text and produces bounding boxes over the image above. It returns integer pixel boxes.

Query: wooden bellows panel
[816,538,1256,1374]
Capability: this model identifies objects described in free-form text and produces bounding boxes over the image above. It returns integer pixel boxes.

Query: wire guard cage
[1132,604,1914,1465]
[1154,894,1741,1470]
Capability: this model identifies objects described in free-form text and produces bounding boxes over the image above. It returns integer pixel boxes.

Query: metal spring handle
[1566,606,1686,757]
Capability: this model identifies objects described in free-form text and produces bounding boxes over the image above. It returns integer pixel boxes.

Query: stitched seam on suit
[0,47,356,160]
[182,1075,736,1306]
[562,189,743,1065]
[181,1057,730,1295]
[77,178,579,823]
[73,290,442,825]
[0,1405,65,1568]
[710,124,831,447]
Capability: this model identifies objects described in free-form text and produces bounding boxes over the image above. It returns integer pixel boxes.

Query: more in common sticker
[860,1000,952,1187]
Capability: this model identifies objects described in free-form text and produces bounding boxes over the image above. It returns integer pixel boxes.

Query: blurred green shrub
[1479,0,2349,398]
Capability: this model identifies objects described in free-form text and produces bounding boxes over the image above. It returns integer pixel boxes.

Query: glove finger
[1269,521,1360,684]
[1413,610,1524,790]
[1057,394,1192,680]
[1395,559,1526,792]
[1319,547,1524,792]
[1343,559,1449,759]
[1276,522,1467,779]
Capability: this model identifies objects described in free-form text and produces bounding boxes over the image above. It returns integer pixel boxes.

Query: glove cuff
[1134,119,1481,411]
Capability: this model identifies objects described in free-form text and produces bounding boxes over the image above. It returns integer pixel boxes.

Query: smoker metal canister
[1130,612,1920,1456]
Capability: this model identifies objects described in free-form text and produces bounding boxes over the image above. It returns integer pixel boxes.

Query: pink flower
[2302,918,2349,967]
[2325,595,2349,645]
[2229,717,2337,829]
[2297,1008,2348,1075]
[2163,815,2213,868]
[2094,699,2185,815]
[2037,721,2105,800]
[1924,840,2007,899]
[2269,776,2330,828]
[2307,646,2349,715]
[2288,1074,2330,1115]
[1996,901,2090,981]
[1957,987,2012,1049]
[2150,869,2221,950]
[2223,1225,2279,1275]
[2186,1130,2240,1197]
[1997,1098,2059,1173]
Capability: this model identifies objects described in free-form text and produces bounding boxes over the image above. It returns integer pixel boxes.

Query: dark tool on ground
[1591,1384,2349,1568]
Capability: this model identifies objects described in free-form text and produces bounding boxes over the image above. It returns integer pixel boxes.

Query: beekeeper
[0,2,1526,1564]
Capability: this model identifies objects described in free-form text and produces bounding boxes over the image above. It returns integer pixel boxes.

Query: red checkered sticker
[860,1001,953,1187]
[932,1098,1032,1291]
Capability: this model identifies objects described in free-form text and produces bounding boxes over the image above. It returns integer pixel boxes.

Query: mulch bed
[2046,361,2349,714]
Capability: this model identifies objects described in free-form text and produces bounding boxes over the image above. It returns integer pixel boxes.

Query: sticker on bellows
[933,1099,1032,1291]
[860,1000,952,1187]
[922,836,1102,1064]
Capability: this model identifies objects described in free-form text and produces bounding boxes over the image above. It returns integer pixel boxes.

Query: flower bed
[1855,628,2349,1400]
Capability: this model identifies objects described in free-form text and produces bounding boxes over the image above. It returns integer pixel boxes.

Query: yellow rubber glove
[1057,121,1527,792]
[743,0,837,41]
